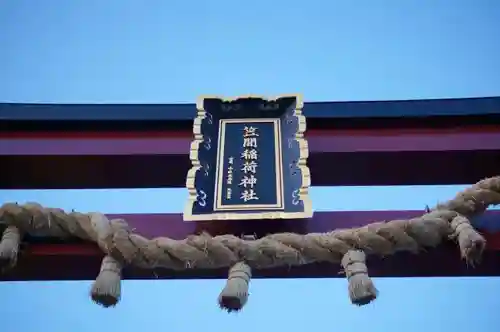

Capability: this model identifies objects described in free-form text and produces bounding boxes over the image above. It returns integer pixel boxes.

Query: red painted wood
[27,244,102,256]
[98,211,500,240]
[2,210,496,281]
[2,114,499,280]
[3,131,500,155]
[2,240,499,281]
[484,233,500,249]
[3,126,500,138]
[4,150,498,189]
[24,232,500,256]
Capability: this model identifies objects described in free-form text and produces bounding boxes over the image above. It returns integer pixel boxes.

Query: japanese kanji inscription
[184,95,312,221]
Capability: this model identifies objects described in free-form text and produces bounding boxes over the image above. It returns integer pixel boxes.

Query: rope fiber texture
[0,176,499,311]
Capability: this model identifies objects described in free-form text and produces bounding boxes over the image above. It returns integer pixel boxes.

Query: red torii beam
[1,96,500,282]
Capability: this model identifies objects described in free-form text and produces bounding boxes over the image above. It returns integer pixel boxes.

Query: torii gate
[1,95,499,311]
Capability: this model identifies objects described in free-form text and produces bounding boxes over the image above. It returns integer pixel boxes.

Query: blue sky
[1,0,500,103]
[1,0,500,331]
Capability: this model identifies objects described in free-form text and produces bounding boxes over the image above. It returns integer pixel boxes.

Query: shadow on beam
[2,150,500,188]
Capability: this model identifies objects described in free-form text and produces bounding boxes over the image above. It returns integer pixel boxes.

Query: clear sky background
[1,0,500,331]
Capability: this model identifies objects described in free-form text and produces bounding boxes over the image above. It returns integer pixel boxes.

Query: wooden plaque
[184,94,312,221]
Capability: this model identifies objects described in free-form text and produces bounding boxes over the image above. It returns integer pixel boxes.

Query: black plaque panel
[184,95,312,221]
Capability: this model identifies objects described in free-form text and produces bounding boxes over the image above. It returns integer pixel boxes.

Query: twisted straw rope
[0,176,499,310]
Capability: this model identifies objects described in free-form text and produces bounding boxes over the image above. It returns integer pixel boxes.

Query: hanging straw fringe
[218,261,252,312]
[0,225,21,269]
[90,255,123,307]
[341,250,377,306]
[0,176,499,310]
[449,215,486,266]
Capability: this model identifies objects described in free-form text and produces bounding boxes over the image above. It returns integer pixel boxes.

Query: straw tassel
[450,215,486,266]
[90,255,123,307]
[341,250,378,306]
[0,225,21,269]
[218,261,252,312]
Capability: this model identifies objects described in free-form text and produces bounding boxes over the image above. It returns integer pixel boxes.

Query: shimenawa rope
[0,176,499,311]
